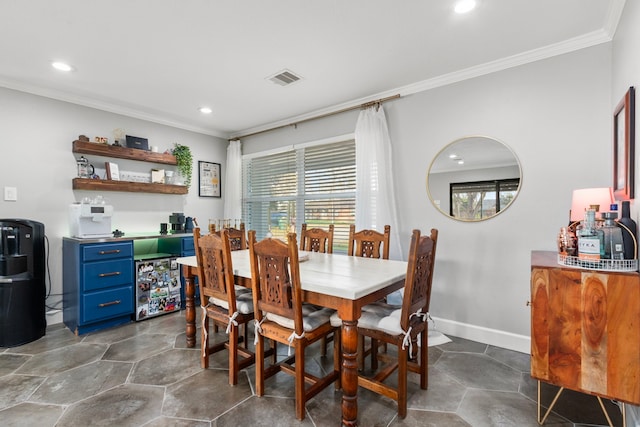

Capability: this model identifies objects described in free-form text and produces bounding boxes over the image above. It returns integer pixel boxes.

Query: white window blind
[243,139,356,253]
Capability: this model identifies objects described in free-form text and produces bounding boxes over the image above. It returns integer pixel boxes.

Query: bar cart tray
[557,254,638,272]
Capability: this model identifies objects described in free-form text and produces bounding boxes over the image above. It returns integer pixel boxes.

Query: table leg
[341,319,359,427]
[183,266,196,348]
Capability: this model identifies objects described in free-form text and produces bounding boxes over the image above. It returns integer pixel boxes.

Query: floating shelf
[72,140,177,165]
[73,178,187,195]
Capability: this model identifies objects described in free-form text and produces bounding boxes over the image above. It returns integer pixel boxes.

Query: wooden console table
[530,250,640,426]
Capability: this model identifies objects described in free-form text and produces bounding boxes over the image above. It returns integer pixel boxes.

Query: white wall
[241,43,612,353]
[0,87,227,325]
[611,1,640,425]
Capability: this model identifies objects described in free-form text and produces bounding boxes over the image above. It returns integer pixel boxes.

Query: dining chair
[207,222,247,250]
[348,224,391,259]
[300,223,335,356]
[299,223,334,253]
[193,227,257,385]
[352,228,438,418]
[346,224,391,368]
[248,230,341,420]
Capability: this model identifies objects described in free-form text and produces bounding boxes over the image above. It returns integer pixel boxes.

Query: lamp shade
[570,187,614,222]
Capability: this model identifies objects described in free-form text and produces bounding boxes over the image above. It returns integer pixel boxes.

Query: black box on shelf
[126,135,149,150]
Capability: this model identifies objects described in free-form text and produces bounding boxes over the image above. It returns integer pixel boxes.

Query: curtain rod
[229,93,401,141]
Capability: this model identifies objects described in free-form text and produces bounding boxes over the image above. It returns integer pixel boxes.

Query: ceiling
[0,0,625,139]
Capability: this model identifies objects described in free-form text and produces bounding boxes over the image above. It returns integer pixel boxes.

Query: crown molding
[0,77,229,139]
[233,27,615,140]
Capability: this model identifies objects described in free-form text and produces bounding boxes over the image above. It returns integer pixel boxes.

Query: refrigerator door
[135,257,181,321]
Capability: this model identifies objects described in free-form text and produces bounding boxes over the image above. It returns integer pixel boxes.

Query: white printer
[69,201,114,239]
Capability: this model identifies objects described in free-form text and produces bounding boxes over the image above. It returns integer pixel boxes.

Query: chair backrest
[347,224,391,259]
[400,229,438,331]
[299,224,334,253]
[193,227,237,311]
[248,231,304,334]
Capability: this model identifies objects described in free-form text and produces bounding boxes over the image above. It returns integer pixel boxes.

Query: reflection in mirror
[427,136,522,221]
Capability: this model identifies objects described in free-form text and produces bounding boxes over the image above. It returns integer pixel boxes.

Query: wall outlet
[4,186,17,201]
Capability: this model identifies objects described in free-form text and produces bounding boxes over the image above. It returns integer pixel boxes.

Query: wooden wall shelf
[72,140,177,165]
[73,178,187,195]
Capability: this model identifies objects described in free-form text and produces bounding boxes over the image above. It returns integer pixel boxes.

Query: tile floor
[0,310,624,427]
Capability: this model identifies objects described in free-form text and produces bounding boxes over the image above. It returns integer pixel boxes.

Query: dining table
[177,249,407,427]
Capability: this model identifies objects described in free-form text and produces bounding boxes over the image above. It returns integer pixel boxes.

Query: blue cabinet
[63,239,134,335]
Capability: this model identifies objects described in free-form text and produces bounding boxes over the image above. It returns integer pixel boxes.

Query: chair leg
[321,335,328,357]
[333,328,341,390]
[295,342,306,420]
[256,334,265,396]
[398,345,408,419]
[229,323,239,385]
[357,335,365,371]
[201,317,209,369]
[420,331,428,389]
[371,338,378,371]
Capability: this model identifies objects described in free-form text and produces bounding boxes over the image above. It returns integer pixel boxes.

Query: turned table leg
[341,319,359,427]
[183,265,196,348]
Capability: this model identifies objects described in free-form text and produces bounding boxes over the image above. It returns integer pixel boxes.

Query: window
[450,178,519,220]
[243,138,356,253]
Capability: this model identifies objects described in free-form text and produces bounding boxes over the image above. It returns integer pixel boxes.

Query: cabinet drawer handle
[98,300,121,307]
[98,249,121,255]
[99,271,121,277]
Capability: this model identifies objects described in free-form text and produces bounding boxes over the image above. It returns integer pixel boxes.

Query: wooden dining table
[177,249,407,427]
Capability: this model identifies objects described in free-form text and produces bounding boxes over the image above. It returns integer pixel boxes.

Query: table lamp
[569,187,614,222]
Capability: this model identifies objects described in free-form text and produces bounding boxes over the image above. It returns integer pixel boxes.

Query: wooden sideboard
[530,250,640,423]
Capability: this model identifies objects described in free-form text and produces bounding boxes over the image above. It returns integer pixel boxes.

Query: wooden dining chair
[356,228,438,418]
[193,227,256,385]
[248,230,341,420]
[348,224,391,259]
[208,222,247,250]
[346,224,391,368]
[299,223,334,253]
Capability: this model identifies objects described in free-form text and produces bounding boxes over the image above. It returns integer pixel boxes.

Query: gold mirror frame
[426,135,522,222]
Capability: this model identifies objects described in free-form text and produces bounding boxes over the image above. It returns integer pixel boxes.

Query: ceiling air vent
[268,69,302,86]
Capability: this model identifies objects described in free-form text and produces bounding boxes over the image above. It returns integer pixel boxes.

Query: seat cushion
[266,306,334,332]
[331,308,404,336]
[210,290,254,314]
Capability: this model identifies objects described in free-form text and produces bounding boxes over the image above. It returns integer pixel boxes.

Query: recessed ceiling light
[457,160,465,165]
[198,107,212,114]
[449,154,458,159]
[51,61,74,72]
[454,0,477,14]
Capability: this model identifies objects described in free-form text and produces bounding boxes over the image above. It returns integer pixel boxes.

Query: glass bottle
[577,209,604,260]
[619,200,637,260]
[601,211,624,260]
[557,227,577,257]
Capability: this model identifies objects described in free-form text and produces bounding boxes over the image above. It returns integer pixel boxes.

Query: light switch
[4,187,17,201]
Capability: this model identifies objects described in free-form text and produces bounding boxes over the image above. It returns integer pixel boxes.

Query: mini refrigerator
[134,257,181,321]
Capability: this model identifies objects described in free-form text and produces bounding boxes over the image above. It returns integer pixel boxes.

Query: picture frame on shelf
[198,161,221,198]
[105,162,120,181]
[613,86,635,201]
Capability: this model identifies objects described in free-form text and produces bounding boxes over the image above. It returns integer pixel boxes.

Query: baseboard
[431,316,531,354]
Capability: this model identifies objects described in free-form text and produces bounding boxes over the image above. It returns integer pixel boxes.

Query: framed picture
[613,86,635,201]
[198,161,221,198]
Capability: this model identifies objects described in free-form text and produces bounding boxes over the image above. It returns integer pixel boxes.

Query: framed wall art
[613,86,635,200]
[198,161,221,198]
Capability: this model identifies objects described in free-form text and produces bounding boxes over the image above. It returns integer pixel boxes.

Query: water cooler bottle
[0,219,46,347]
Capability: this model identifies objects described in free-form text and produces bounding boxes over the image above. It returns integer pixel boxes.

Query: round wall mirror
[427,136,522,221]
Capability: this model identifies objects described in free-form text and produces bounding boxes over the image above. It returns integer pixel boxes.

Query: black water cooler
[0,219,46,347]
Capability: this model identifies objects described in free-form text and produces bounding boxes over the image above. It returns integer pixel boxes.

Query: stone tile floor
[0,310,624,426]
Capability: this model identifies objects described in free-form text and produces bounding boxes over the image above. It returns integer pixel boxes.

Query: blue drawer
[182,237,194,254]
[82,242,133,262]
[82,259,134,292]
[82,286,133,323]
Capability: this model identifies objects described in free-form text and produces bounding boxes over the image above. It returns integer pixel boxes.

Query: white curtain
[355,105,402,260]
[223,139,243,220]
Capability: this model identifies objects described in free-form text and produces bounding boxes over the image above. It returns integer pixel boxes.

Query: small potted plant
[172,143,193,188]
